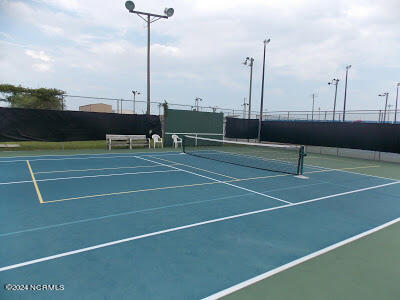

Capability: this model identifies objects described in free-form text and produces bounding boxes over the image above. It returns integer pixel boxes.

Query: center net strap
[182,135,305,175]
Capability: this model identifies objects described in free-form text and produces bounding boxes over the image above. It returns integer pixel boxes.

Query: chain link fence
[60,95,244,117]
[259,109,399,123]
[1,95,399,123]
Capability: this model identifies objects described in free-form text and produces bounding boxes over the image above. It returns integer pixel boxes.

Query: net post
[297,145,306,175]
[182,135,186,153]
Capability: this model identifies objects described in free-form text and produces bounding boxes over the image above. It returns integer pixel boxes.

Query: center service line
[139,155,292,205]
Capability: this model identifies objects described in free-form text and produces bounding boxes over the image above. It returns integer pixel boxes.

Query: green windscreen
[164,109,224,147]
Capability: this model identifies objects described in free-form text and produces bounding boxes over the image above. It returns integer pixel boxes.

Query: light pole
[328,79,339,121]
[125,1,174,115]
[387,104,393,122]
[131,90,140,114]
[195,97,203,111]
[243,57,254,119]
[342,65,351,122]
[241,98,249,119]
[378,92,389,123]
[311,93,317,121]
[395,83,400,124]
[258,38,270,142]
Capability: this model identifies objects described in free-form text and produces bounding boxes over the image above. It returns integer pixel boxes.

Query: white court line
[0,169,181,185]
[0,151,183,163]
[203,216,400,300]
[35,169,181,183]
[0,180,33,185]
[34,164,180,175]
[1,181,398,272]
[140,155,292,205]
[0,155,145,163]
[303,162,397,182]
[0,150,180,160]
[151,156,238,180]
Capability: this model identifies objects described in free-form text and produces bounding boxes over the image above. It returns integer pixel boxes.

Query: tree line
[0,84,65,110]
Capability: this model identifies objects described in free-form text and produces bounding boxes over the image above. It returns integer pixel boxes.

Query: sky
[0,0,399,115]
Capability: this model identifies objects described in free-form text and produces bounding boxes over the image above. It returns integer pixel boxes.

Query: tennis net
[182,135,306,175]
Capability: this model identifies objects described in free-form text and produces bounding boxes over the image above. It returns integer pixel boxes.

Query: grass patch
[0,140,176,155]
[1,140,107,151]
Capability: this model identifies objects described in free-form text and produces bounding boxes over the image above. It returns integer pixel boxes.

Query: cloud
[24,49,54,73]
[89,41,128,55]
[25,50,54,62]
[152,44,180,57]
[37,24,64,36]
[1,0,400,111]
[32,63,52,72]
[35,0,80,12]
[0,32,12,39]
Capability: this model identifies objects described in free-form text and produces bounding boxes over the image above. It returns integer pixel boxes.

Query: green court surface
[223,153,400,300]
[0,149,399,299]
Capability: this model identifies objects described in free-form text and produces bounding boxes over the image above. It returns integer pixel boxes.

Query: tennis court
[1,142,400,299]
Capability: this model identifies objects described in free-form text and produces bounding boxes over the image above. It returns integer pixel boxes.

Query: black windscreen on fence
[0,107,161,142]
[225,117,259,139]
[225,118,400,154]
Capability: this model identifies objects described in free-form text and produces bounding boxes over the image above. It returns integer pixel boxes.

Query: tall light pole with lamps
[125,1,174,115]
[328,79,339,121]
[387,104,393,121]
[241,98,248,119]
[342,65,351,122]
[195,97,203,111]
[243,57,254,119]
[378,92,389,123]
[258,38,270,142]
[395,82,400,124]
[131,90,140,114]
[311,93,317,121]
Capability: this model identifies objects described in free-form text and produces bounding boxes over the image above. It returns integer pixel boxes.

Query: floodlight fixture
[164,8,174,17]
[125,1,135,11]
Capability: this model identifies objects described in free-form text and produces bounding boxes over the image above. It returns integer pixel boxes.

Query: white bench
[0,144,20,148]
[106,134,150,150]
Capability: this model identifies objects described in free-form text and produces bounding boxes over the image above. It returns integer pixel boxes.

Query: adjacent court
[1,149,400,299]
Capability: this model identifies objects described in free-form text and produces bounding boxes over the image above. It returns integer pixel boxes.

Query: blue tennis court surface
[1,151,400,299]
